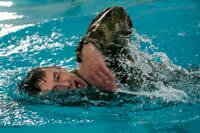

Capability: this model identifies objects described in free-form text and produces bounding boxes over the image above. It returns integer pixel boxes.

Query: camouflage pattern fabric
[76,6,132,62]
[75,7,155,90]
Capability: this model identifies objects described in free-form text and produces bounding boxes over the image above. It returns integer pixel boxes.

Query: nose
[56,71,73,89]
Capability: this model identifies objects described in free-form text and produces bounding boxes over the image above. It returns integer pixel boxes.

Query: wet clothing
[76,7,132,62]
[74,7,155,90]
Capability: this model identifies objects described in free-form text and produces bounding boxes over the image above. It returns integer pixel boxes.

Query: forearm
[76,42,116,92]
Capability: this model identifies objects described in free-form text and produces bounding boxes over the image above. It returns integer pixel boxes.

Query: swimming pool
[0,0,200,132]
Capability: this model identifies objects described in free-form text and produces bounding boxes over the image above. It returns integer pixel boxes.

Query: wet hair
[18,67,45,95]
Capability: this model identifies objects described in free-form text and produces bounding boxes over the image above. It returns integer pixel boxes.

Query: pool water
[0,0,200,132]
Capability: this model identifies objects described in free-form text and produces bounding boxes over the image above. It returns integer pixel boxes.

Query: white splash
[0,24,33,38]
[115,30,198,103]
[0,1,13,7]
[117,81,188,103]
[0,12,23,21]
[0,32,65,57]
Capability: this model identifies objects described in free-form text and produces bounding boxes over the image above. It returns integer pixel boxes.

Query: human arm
[77,42,116,92]
[75,7,133,92]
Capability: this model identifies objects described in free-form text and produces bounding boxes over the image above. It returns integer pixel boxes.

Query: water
[0,0,200,132]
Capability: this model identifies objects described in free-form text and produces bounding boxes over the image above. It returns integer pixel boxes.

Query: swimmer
[19,7,154,95]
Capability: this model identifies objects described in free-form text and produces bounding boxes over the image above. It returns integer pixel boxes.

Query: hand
[77,43,116,92]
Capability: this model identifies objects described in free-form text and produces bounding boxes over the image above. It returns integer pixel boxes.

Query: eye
[57,73,60,80]
[54,72,60,81]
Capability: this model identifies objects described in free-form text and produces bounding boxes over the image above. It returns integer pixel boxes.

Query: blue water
[0,0,200,132]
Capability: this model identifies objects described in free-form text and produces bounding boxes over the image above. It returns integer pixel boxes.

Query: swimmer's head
[19,66,88,95]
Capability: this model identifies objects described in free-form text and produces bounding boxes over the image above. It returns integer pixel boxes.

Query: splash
[117,82,188,103]
[115,29,200,103]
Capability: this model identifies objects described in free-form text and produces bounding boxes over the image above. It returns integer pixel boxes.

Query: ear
[38,80,45,91]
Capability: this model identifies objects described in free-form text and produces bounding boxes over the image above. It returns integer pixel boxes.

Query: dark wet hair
[18,67,45,95]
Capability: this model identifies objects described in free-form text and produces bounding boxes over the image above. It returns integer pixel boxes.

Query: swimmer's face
[38,66,88,91]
